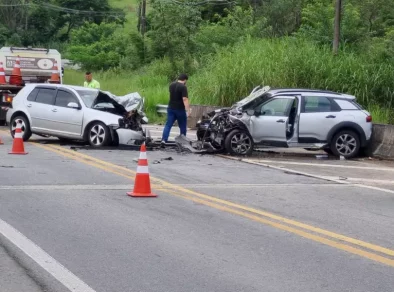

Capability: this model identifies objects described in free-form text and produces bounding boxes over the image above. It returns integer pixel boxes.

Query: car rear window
[35,88,56,105]
[304,96,333,112]
[334,99,360,110]
[27,88,40,101]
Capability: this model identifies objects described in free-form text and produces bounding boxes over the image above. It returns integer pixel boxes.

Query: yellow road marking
[170,190,394,267]
[30,142,394,265]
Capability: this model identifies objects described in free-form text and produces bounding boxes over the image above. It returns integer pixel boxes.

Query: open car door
[249,96,297,147]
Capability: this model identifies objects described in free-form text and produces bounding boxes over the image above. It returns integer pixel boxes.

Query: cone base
[127,191,157,197]
[8,151,28,155]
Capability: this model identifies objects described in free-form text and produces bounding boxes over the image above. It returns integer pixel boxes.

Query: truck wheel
[10,115,32,141]
[224,129,254,156]
[87,122,110,148]
[330,130,360,159]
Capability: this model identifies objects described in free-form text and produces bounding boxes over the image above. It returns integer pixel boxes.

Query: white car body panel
[6,84,148,146]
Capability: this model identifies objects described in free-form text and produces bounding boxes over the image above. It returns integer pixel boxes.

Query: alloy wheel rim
[230,133,252,154]
[336,134,357,156]
[90,125,106,146]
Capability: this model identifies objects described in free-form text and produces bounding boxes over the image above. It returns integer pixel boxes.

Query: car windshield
[76,89,99,108]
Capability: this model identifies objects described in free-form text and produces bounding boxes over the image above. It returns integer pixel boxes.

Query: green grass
[64,37,394,124]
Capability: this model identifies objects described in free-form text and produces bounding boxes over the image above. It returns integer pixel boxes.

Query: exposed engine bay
[91,91,151,146]
[176,86,272,155]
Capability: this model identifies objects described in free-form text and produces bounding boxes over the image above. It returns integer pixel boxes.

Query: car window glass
[27,88,39,101]
[55,90,78,107]
[334,99,358,110]
[304,96,332,113]
[35,88,56,105]
[260,98,294,116]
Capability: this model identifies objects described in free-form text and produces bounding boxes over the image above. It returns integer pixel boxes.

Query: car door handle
[27,104,32,108]
[276,119,286,123]
[52,109,57,112]
[326,115,336,118]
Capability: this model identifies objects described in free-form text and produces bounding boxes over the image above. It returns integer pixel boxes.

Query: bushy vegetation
[3,0,394,123]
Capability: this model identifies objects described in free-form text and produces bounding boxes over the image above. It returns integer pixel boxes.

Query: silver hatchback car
[196,86,373,158]
[6,84,149,147]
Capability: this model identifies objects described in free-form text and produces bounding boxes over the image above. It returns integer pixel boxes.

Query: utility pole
[137,1,141,33]
[333,0,342,55]
[141,0,147,37]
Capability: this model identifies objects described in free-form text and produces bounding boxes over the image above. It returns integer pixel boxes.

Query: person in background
[161,73,191,148]
[84,72,100,89]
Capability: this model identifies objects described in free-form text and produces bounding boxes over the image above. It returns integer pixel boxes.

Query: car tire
[330,130,360,159]
[323,148,333,155]
[224,129,254,156]
[10,115,32,142]
[87,122,111,148]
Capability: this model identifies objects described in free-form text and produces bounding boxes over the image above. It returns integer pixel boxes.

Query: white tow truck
[0,47,62,125]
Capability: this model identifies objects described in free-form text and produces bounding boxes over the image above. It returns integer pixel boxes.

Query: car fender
[225,118,252,136]
[82,108,122,128]
[326,121,367,147]
[8,109,33,126]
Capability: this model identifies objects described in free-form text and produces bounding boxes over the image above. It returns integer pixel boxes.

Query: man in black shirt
[161,74,191,146]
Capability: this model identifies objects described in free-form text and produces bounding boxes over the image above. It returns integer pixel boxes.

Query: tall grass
[64,37,394,124]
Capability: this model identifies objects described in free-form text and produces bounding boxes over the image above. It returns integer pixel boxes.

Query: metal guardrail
[156,104,168,115]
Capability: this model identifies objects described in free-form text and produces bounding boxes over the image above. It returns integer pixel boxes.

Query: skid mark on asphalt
[29,142,394,268]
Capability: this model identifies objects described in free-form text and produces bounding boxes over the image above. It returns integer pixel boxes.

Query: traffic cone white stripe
[15,132,23,139]
[136,165,149,174]
[139,151,147,159]
[0,72,4,75]
[14,64,20,68]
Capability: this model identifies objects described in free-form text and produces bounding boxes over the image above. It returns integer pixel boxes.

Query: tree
[147,0,202,75]
[67,22,130,70]
[55,0,125,41]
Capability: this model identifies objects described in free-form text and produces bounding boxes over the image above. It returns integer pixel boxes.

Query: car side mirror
[67,102,80,109]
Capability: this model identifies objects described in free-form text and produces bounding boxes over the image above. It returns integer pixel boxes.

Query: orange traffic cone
[0,62,6,84]
[127,143,156,197]
[9,56,22,86]
[9,121,28,155]
[0,136,4,145]
[48,62,60,84]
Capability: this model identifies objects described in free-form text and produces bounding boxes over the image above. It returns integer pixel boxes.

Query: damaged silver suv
[196,86,373,158]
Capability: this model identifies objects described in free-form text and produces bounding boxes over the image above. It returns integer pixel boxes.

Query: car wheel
[330,130,360,159]
[87,122,110,148]
[10,115,32,141]
[323,148,333,155]
[224,129,254,156]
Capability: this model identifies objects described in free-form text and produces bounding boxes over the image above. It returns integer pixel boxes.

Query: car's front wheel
[224,129,254,156]
[87,122,111,147]
[10,115,32,141]
[330,130,360,159]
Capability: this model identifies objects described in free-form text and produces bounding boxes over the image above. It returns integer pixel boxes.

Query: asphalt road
[0,126,394,292]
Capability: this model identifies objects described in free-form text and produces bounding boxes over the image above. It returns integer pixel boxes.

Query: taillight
[5,95,13,103]
[366,115,372,123]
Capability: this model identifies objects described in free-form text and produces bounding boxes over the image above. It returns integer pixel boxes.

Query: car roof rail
[274,89,342,95]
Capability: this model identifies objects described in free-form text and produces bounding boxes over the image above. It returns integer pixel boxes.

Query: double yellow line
[30,142,394,267]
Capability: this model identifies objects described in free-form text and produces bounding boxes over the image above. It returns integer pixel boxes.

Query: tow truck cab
[0,47,62,125]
